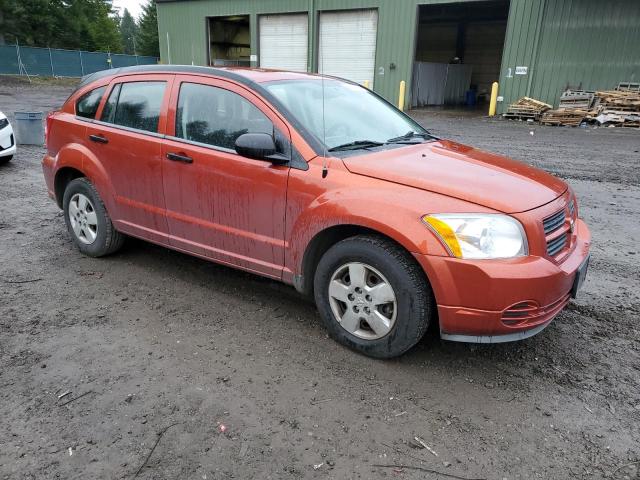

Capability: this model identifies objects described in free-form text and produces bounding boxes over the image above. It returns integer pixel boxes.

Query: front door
[161,77,290,278]
[88,74,173,243]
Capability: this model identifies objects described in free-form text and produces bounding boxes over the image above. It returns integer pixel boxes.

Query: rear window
[76,86,106,119]
[100,81,166,133]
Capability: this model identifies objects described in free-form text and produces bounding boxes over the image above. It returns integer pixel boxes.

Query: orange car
[42,66,591,358]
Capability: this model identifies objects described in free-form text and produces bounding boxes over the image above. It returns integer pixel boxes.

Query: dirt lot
[1,78,639,480]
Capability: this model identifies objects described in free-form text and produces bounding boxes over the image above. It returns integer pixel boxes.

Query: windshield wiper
[328,132,435,153]
[386,131,434,144]
[328,140,385,152]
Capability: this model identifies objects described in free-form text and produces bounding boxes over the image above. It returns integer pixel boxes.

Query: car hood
[341,140,567,214]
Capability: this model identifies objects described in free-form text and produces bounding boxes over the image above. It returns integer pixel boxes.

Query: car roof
[75,64,328,156]
[77,64,323,90]
[74,65,376,159]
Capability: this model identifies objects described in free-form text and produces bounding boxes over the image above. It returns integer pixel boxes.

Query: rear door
[88,74,173,243]
[161,75,290,278]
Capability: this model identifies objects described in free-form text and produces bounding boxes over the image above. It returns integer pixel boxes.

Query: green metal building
[156,0,640,112]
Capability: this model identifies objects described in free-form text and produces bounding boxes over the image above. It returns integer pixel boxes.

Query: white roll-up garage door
[259,14,308,72]
[318,9,378,87]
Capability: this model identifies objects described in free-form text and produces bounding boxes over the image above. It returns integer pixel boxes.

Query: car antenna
[320,42,329,178]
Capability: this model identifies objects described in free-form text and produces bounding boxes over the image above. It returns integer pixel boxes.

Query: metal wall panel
[157,0,640,110]
[499,0,640,112]
[157,0,421,104]
[157,0,309,67]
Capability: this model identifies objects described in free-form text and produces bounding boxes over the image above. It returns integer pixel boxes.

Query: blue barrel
[14,112,44,145]
[465,90,477,106]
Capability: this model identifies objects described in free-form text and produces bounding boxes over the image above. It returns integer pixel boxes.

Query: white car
[0,111,16,164]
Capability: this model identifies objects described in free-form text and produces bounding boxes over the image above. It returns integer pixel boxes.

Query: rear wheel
[314,235,432,358]
[62,177,124,257]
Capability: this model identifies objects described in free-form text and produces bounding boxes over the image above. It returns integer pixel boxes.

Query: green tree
[136,0,159,57]
[0,0,59,47]
[0,0,122,52]
[83,0,123,52]
[119,8,138,55]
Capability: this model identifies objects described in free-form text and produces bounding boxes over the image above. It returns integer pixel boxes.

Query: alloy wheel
[68,193,98,245]
[328,262,397,340]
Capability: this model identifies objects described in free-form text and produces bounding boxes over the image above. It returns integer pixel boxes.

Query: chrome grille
[547,233,567,256]
[543,209,566,235]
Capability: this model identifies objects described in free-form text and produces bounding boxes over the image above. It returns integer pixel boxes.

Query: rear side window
[76,86,106,119]
[101,81,166,133]
[175,83,273,150]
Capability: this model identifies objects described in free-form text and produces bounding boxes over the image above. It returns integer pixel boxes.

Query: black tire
[314,235,433,359]
[62,177,124,257]
[0,155,12,165]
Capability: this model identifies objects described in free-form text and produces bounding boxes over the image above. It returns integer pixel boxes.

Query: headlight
[0,118,8,130]
[422,214,528,259]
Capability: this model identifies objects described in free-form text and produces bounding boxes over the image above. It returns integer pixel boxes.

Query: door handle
[88,134,108,144]
[166,152,193,164]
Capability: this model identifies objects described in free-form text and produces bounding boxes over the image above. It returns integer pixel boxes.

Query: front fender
[286,167,456,280]
[289,191,446,263]
[284,160,497,285]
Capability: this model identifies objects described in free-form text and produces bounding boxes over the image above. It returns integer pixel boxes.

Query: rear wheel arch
[54,167,85,208]
[53,143,115,211]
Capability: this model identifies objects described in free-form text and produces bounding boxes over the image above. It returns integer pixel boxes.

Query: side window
[175,83,273,150]
[100,84,121,124]
[101,81,166,133]
[76,86,106,119]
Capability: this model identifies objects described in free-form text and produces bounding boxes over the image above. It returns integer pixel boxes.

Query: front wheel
[314,235,433,358]
[0,155,12,165]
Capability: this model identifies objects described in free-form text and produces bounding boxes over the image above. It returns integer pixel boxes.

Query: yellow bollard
[488,81,499,116]
[398,80,406,111]
[363,80,370,89]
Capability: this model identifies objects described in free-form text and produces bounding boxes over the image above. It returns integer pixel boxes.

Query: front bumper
[414,218,591,343]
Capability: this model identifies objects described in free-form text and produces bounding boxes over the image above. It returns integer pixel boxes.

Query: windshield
[263,79,431,151]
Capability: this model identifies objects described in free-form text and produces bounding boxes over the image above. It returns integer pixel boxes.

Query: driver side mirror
[235,133,288,165]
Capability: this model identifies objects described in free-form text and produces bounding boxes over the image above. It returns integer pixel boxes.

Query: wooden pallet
[504,96,551,120]
[595,90,640,109]
[541,119,583,127]
[598,104,640,112]
[516,97,553,110]
[540,108,588,126]
[559,90,595,110]
[587,108,640,128]
[503,113,539,120]
[616,82,640,92]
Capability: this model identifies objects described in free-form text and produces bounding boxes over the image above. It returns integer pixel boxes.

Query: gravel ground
[1,78,639,480]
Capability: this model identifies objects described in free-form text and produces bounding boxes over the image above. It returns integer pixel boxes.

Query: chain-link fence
[0,45,158,78]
